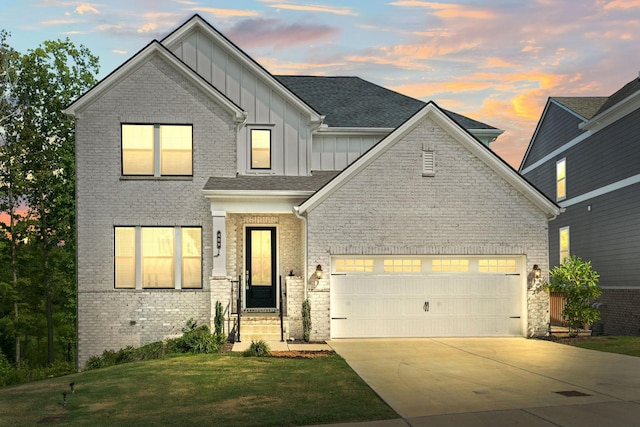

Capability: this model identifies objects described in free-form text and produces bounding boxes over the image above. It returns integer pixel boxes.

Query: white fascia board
[63,41,246,123]
[468,128,504,141]
[161,16,323,126]
[580,89,640,132]
[298,102,560,218]
[204,190,312,214]
[316,126,395,135]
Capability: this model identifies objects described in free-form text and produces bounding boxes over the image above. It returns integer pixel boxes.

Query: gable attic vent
[422,150,435,177]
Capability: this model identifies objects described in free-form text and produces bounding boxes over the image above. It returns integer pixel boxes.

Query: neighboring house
[520,77,640,334]
[64,14,560,368]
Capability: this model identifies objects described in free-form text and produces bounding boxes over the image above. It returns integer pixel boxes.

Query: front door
[246,227,277,308]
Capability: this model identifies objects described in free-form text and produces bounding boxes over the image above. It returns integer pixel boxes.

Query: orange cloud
[482,57,517,69]
[75,4,99,14]
[137,23,157,33]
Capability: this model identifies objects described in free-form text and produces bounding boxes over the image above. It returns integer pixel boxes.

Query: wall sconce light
[533,264,542,279]
[315,264,323,282]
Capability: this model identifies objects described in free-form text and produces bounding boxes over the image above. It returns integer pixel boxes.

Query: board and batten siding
[168,28,312,176]
[311,134,385,170]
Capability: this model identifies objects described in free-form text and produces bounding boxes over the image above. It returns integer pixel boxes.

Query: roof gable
[64,40,246,121]
[161,15,323,126]
[581,77,640,132]
[298,102,559,217]
[275,75,499,131]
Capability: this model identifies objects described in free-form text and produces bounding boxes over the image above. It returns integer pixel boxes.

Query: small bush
[302,299,311,342]
[214,301,224,336]
[86,319,226,370]
[242,340,271,357]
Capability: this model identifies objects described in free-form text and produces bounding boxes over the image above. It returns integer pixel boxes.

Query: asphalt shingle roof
[203,171,340,192]
[552,97,608,120]
[275,75,497,130]
[594,77,640,116]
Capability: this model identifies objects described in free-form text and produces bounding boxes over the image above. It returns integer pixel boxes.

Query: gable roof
[551,97,608,120]
[297,101,560,218]
[63,40,246,121]
[581,76,640,132]
[161,15,324,127]
[275,75,498,131]
[594,77,640,116]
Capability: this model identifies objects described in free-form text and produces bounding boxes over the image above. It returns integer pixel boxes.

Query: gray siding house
[65,15,560,368]
[520,77,640,335]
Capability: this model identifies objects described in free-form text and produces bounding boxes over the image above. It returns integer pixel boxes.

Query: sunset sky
[2,0,640,168]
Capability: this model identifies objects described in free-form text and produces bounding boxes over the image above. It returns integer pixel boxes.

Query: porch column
[211,210,227,277]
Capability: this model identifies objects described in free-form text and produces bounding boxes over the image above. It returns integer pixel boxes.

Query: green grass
[569,336,640,357]
[0,352,397,426]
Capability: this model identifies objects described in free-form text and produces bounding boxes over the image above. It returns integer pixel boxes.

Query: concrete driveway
[327,338,640,426]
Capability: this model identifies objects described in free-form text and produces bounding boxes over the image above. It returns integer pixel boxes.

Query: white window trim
[122,124,193,177]
[248,126,274,172]
[556,158,566,201]
[115,226,202,290]
[559,226,570,263]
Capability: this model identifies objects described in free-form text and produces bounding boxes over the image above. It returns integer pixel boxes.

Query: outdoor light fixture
[315,264,323,281]
[62,391,67,406]
[533,264,542,279]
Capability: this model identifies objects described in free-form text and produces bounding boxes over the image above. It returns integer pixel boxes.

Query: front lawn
[0,352,397,426]
[567,335,640,357]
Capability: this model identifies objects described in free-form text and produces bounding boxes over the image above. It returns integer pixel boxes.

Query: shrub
[0,350,17,386]
[549,255,602,336]
[86,319,225,370]
[242,340,271,357]
[302,299,311,342]
[214,301,224,336]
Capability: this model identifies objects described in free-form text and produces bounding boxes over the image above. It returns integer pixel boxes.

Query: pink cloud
[226,18,339,49]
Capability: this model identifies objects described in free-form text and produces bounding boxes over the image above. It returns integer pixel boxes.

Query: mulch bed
[269,350,335,359]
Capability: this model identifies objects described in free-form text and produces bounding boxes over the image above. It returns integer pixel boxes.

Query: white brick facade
[305,117,552,340]
[75,54,237,367]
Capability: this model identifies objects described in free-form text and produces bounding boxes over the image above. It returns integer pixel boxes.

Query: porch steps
[237,315,289,342]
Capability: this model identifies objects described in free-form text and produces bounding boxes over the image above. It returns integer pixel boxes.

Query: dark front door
[246,227,276,308]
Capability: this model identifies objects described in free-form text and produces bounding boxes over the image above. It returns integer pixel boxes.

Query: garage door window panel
[432,259,469,272]
[479,259,517,273]
[384,259,421,273]
[335,259,374,273]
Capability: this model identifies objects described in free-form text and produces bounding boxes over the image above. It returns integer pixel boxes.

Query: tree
[548,255,602,336]
[0,29,26,366]
[2,36,99,364]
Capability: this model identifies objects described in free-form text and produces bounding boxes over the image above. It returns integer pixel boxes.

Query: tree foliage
[549,255,602,336]
[0,32,99,367]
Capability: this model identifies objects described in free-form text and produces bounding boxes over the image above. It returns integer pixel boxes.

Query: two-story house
[65,14,560,368]
[520,76,640,335]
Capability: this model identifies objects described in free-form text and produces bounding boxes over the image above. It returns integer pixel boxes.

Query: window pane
[115,227,136,288]
[560,228,570,262]
[161,125,192,175]
[251,129,271,169]
[556,160,566,200]
[182,228,202,288]
[142,228,174,288]
[251,230,272,285]
[122,125,154,175]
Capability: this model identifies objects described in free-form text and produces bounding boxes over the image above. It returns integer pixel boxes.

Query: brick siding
[306,116,552,339]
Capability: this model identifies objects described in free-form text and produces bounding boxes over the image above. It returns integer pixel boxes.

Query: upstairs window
[559,227,570,263]
[556,158,566,201]
[122,124,192,176]
[251,129,271,169]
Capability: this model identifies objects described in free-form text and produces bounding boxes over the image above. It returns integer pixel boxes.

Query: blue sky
[2,0,640,167]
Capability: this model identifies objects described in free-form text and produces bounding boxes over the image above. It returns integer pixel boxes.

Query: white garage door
[330,256,525,338]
